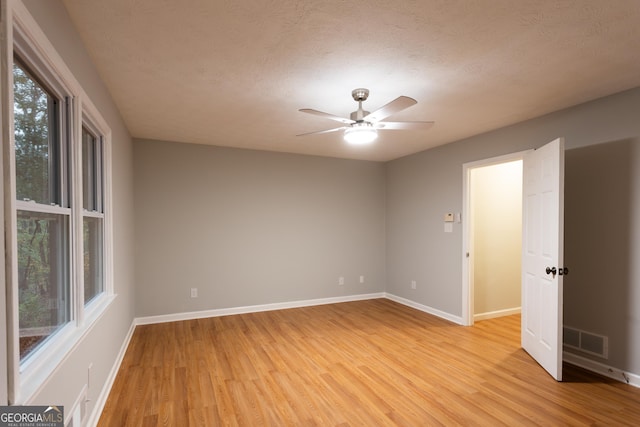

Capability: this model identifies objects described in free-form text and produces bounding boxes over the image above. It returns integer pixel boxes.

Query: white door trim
[461,150,530,326]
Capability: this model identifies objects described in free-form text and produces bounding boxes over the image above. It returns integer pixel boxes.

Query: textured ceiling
[62,0,640,161]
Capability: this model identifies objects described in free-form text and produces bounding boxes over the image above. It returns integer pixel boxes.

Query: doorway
[462,151,526,326]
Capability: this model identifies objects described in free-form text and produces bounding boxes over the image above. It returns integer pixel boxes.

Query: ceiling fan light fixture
[344,123,378,145]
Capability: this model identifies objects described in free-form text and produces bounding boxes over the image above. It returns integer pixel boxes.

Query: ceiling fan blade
[375,121,435,130]
[296,126,347,137]
[363,96,417,123]
[299,109,353,124]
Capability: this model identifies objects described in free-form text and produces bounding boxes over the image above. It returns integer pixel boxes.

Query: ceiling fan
[297,88,434,145]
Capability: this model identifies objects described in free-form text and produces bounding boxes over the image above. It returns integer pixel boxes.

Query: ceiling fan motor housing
[350,110,370,121]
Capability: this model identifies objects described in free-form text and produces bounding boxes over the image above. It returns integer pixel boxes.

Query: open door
[521,138,565,381]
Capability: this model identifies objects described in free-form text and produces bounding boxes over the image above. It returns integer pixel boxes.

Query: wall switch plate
[359,275,364,283]
[190,288,198,298]
[339,277,345,286]
[411,280,417,289]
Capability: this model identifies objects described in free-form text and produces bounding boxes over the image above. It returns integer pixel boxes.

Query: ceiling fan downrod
[350,88,370,122]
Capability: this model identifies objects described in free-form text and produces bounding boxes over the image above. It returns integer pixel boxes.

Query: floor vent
[563,326,608,359]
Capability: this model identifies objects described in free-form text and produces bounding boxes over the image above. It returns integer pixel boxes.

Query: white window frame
[77,101,113,325]
[1,1,114,404]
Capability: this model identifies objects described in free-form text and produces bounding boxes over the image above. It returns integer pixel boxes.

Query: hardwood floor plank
[211,378,238,424]
[260,372,301,425]
[356,365,450,425]
[98,299,640,426]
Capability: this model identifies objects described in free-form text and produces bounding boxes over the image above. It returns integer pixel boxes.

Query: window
[81,126,104,304]
[3,2,114,403]
[13,61,71,360]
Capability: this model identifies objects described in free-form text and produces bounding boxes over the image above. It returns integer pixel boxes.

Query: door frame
[461,150,530,326]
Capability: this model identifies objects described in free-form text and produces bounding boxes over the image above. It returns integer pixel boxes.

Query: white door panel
[522,138,564,381]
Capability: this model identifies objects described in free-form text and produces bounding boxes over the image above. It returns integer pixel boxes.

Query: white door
[521,138,565,381]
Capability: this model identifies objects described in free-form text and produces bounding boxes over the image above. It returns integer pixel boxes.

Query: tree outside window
[14,62,70,359]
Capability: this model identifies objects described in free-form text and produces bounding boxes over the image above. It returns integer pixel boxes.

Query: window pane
[18,210,70,360]
[83,217,104,304]
[13,63,59,205]
[82,127,95,211]
[97,137,104,212]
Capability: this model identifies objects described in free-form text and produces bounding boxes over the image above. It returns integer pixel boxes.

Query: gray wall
[386,87,640,375]
[134,140,386,317]
[21,0,135,414]
[565,140,640,374]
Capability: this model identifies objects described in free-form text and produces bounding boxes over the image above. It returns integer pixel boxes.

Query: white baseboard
[135,292,386,325]
[474,307,521,321]
[87,320,137,427]
[384,293,464,325]
[564,351,640,389]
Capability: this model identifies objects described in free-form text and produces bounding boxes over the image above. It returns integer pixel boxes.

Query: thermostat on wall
[444,213,454,222]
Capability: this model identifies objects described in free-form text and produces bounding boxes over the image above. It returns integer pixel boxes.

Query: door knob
[545,266,568,277]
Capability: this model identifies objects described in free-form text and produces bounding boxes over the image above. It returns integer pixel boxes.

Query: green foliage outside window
[14,62,69,359]
[13,63,52,205]
[17,215,55,329]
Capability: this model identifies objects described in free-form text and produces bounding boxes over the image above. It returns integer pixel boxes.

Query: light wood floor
[98,299,640,426]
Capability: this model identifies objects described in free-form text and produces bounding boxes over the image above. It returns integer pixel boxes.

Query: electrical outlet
[359,275,364,283]
[338,277,345,286]
[190,288,198,298]
[411,280,417,290]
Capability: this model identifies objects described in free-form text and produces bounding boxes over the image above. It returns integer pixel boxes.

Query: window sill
[18,293,117,404]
